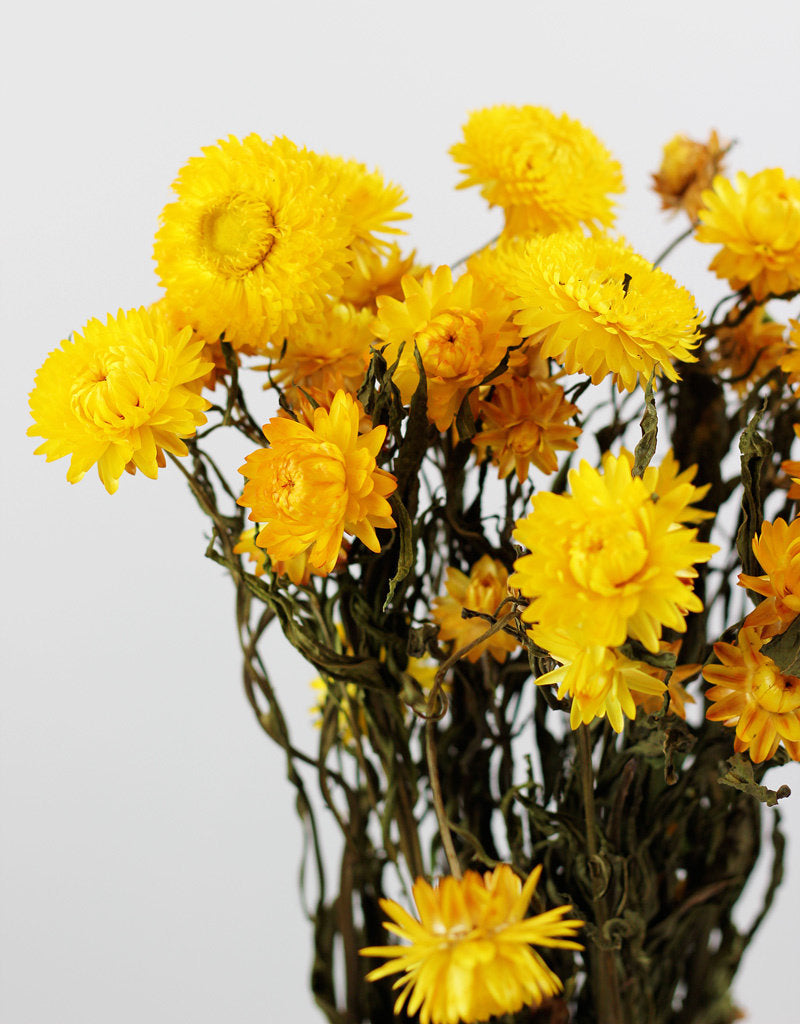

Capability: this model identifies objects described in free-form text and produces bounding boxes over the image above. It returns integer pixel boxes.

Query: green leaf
[718,752,791,806]
[383,493,415,612]
[632,372,658,477]
[736,405,772,577]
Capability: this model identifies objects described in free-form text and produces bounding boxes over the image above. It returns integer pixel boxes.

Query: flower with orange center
[511,451,717,651]
[696,169,800,300]
[738,517,800,638]
[704,627,800,763]
[237,390,396,575]
[431,555,518,663]
[472,378,580,481]
[651,131,730,221]
[373,266,514,430]
[710,307,787,394]
[360,864,583,1024]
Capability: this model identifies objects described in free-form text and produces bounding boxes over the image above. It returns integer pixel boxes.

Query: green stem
[577,725,625,1024]
[425,717,462,879]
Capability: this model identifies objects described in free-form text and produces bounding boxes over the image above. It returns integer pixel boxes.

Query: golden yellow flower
[710,308,787,394]
[450,105,623,236]
[533,628,667,733]
[696,169,800,300]
[28,307,212,494]
[500,232,703,391]
[258,303,374,396]
[233,527,344,584]
[431,555,518,664]
[472,378,580,481]
[779,319,800,389]
[373,266,514,430]
[237,390,396,575]
[511,451,717,651]
[651,131,730,221]
[738,517,800,638]
[704,627,800,763]
[326,156,410,270]
[154,134,354,351]
[636,448,713,524]
[360,864,583,1024]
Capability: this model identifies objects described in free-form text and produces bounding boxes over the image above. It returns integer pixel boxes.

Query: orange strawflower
[704,627,800,763]
[710,308,787,394]
[738,517,800,638]
[238,390,396,575]
[431,555,518,663]
[652,131,730,221]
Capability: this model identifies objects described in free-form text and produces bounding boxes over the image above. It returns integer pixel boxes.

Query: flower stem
[577,725,625,1024]
[425,717,462,879]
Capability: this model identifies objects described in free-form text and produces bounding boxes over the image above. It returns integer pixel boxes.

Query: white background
[4,1,800,1021]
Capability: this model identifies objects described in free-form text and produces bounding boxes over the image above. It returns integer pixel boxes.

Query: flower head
[738,517,800,638]
[499,232,703,391]
[651,131,730,221]
[472,378,580,481]
[154,135,355,350]
[511,451,717,651]
[28,307,212,494]
[696,169,800,300]
[340,244,422,311]
[710,308,787,394]
[361,864,583,1024]
[431,555,518,664]
[374,266,514,430]
[704,627,800,763]
[238,390,396,575]
[450,105,624,236]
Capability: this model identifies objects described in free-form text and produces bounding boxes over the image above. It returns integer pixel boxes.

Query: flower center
[752,664,800,714]
[568,518,648,595]
[70,350,156,434]
[416,311,485,378]
[201,196,277,277]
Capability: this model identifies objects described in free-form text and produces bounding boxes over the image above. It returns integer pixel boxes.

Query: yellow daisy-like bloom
[500,232,703,392]
[696,169,800,300]
[431,555,518,664]
[533,627,667,733]
[360,864,583,1024]
[237,390,396,575]
[651,131,730,221]
[738,517,800,638]
[472,378,580,481]
[710,307,787,394]
[258,303,374,396]
[326,156,410,270]
[374,266,514,430]
[511,451,717,651]
[28,307,212,494]
[154,134,354,351]
[233,527,345,584]
[450,105,624,236]
[704,627,800,763]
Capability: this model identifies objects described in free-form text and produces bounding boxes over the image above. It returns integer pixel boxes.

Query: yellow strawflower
[696,169,800,300]
[738,517,800,638]
[533,629,667,733]
[499,232,703,391]
[327,155,411,269]
[237,390,396,575]
[361,864,583,1024]
[651,131,730,221]
[340,243,422,311]
[28,307,212,494]
[472,377,581,481]
[154,135,354,351]
[450,105,623,236]
[511,451,717,652]
[704,627,800,763]
[431,555,518,664]
[373,266,514,430]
